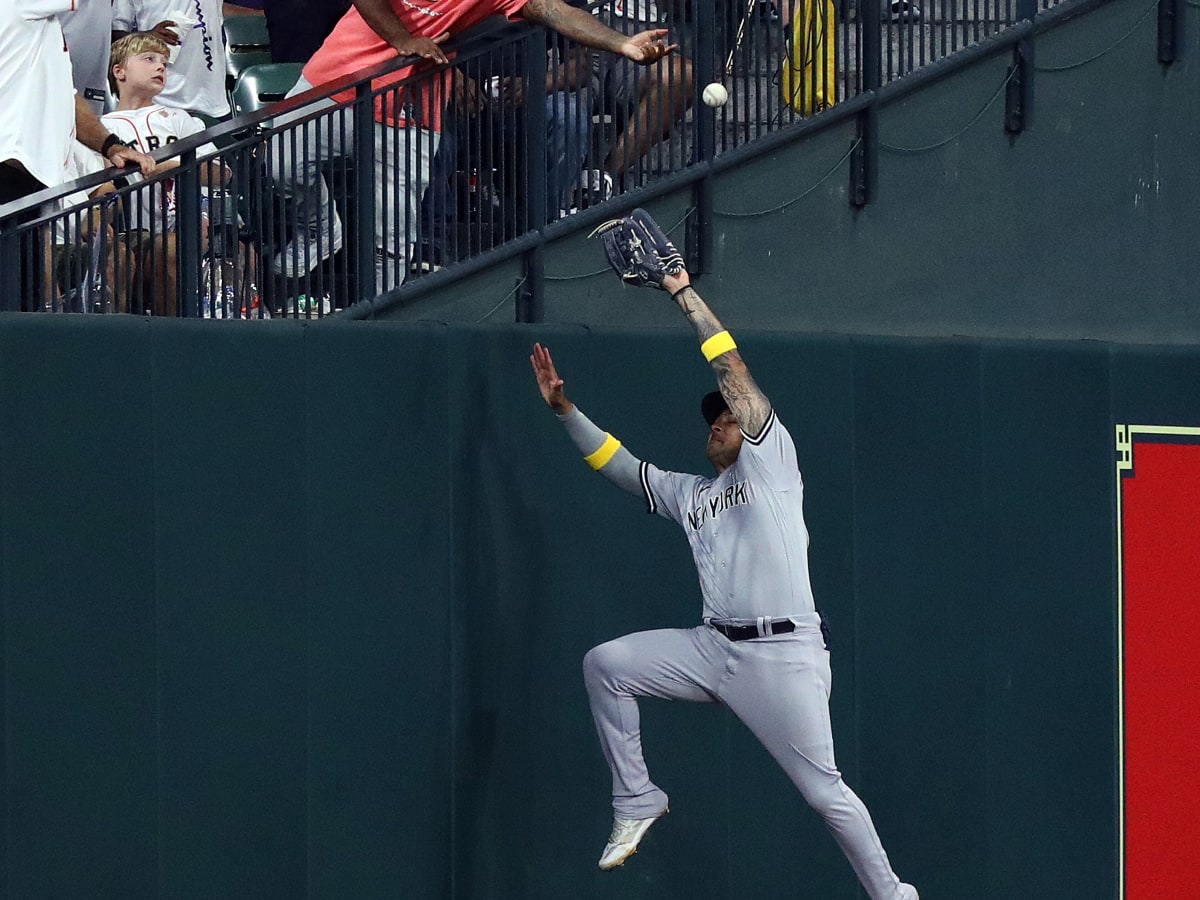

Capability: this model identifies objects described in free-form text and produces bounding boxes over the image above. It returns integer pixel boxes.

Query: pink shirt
[303,0,530,131]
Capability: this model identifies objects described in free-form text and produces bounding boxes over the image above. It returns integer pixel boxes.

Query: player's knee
[582,639,628,686]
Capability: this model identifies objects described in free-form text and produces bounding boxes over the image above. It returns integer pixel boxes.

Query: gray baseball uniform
[561,404,914,900]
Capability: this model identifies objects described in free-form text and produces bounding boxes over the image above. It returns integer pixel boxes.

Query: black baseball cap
[701,391,729,426]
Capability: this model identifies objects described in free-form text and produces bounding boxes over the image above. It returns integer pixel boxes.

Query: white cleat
[597,808,667,870]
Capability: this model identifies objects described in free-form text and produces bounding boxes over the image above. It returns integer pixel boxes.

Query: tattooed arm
[662,270,771,438]
[520,0,675,63]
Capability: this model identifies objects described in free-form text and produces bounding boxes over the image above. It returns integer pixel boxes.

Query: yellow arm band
[701,331,737,362]
[584,434,622,471]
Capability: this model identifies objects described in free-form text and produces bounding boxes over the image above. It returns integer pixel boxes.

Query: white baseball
[702,82,729,107]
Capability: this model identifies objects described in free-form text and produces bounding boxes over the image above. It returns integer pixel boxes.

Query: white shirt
[102,103,216,231]
[51,140,108,243]
[0,0,79,188]
[62,0,114,114]
[111,0,229,116]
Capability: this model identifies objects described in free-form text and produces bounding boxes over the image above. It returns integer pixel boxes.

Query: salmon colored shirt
[302,0,530,131]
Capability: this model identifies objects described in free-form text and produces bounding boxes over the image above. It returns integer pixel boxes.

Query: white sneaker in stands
[272,208,344,277]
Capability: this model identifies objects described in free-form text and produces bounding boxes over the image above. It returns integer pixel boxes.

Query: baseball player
[529,210,918,900]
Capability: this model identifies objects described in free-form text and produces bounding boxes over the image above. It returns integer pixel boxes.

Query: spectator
[103,32,238,314]
[416,21,593,271]
[43,141,121,313]
[271,0,675,294]
[591,0,693,197]
[111,1,266,120]
[62,0,119,115]
[0,0,153,311]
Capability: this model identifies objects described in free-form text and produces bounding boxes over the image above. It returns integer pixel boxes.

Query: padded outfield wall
[2,314,1197,898]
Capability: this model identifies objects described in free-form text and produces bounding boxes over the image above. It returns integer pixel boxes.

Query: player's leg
[583,625,722,818]
[583,625,725,869]
[720,631,915,900]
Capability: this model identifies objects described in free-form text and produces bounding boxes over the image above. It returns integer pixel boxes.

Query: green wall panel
[852,340,988,898]
[0,316,157,900]
[303,323,454,899]
[978,343,1116,899]
[150,321,309,899]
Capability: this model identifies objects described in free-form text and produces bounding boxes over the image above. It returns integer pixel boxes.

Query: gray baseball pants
[583,617,910,900]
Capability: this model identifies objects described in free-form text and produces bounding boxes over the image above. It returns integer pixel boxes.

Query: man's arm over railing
[520,0,675,63]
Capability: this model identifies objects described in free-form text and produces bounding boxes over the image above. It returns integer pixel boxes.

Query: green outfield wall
[3,314,1194,899]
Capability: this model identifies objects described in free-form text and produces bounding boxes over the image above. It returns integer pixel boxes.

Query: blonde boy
[104,32,232,314]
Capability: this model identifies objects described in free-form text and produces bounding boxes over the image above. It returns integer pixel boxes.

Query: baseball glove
[589,208,685,290]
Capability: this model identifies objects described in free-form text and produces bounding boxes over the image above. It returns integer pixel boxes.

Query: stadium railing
[0,0,1058,318]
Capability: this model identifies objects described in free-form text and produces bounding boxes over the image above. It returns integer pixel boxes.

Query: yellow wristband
[584,434,622,471]
[701,331,737,362]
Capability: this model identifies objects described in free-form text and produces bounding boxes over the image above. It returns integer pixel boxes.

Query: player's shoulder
[739,406,783,447]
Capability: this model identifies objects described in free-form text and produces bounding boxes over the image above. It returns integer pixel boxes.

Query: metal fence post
[690,0,717,274]
[0,214,19,311]
[521,32,549,323]
[176,150,201,316]
[525,33,549,236]
[1157,0,1179,64]
[852,0,883,207]
[1006,0,1038,134]
[354,81,377,305]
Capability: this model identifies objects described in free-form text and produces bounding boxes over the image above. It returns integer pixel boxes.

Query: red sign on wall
[1116,425,1200,900]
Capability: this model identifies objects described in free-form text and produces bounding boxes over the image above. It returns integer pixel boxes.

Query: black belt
[708,618,796,641]
[708,613,831,649]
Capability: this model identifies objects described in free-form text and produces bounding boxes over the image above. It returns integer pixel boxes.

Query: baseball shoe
[597,808,667,870]
[898,884,919,900]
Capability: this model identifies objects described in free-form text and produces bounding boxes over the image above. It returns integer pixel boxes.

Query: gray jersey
[640,409,816,621]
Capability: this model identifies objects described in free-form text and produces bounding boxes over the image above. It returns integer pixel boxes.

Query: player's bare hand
[393,32,450,65]
[531,343,573,414]
[662,268,691,296]
[621,29,676,65]
[150,20,183,45]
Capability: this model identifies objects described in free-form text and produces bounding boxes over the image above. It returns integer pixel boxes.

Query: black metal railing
[0,0,1062,317]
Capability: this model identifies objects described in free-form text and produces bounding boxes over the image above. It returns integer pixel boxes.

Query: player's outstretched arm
[663,269,771,438]
[531,343,645,496]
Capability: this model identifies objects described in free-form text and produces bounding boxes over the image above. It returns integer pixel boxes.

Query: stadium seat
[224,15,273,89]
[230,62,304,116]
